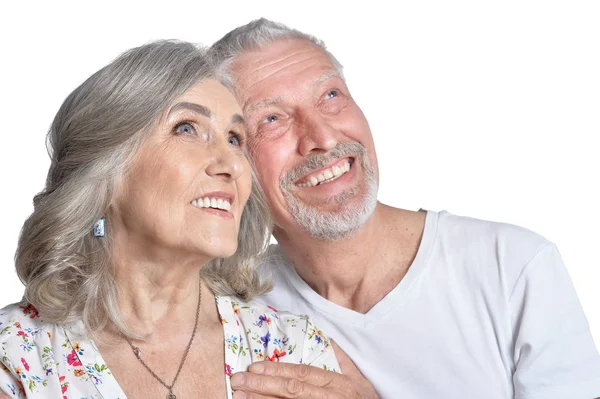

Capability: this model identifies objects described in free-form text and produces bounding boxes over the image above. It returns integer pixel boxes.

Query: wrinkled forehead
[230,38,340,104]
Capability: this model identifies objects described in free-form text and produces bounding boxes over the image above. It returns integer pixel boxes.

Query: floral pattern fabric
[0,297,339,398]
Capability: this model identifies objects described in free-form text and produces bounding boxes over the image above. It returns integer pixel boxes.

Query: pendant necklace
[124,279,202,399]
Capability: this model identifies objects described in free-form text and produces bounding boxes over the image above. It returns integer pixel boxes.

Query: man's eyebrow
[243,72,341,115]
[168,102,211,118]
[315,71,342,86]
[245,97,282,114]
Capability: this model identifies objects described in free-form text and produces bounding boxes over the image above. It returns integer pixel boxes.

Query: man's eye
[174,122,195,135]
[325,90,338,99]
[263,115,278,123]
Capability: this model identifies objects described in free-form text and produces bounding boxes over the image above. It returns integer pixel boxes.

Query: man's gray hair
[210,18,344,90]
[15,40,272,339]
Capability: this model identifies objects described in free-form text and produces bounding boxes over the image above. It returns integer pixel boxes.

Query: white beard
[279,142,378,241]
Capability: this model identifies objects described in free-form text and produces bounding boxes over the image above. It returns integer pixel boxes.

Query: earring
[93,218,105,237]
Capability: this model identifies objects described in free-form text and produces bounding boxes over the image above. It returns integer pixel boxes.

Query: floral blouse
[0,297,339,398]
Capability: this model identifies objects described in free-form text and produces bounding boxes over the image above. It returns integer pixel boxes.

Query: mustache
[281,142,366,186]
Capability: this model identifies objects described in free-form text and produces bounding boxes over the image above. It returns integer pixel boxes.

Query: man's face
[232,38,379,240]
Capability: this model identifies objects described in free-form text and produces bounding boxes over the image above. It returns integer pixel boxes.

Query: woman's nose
[205,141,245,181]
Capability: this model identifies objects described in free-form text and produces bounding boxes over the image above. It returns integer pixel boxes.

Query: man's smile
[295,158,353,188]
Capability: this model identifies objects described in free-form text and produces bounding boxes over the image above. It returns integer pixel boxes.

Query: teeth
[191,197,232,211]
[297,160,351,188]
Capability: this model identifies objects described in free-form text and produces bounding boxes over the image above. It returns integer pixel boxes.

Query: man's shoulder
[430,211,557,294]
[438,210,546,237]
[436,210,551,255]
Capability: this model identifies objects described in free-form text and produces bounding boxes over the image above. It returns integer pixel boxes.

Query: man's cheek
[247,129,275,155]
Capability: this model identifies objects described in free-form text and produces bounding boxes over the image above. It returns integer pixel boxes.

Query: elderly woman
[0,41,339,398]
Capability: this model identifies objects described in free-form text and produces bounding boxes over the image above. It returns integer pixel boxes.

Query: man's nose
[297,112,340,156]
[205,141,245,181]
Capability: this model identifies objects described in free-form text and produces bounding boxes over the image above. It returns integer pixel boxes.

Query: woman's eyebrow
[231,114,244,125]
[168,102,211,118]
[168,102,243,126]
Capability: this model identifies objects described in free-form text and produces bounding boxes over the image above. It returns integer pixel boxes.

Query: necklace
[124,280,202,399]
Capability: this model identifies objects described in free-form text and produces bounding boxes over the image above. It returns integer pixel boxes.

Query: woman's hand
[231,341,378,399]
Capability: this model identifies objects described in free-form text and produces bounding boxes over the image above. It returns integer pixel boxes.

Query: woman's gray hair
[209,18,344,91]
[15,40,272,339]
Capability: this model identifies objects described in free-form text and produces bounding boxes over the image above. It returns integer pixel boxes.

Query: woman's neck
[110,227,212,337]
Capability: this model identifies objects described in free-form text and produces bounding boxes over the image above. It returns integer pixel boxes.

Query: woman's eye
[174,122,195,135]
[325,90,338,99]
[228,134,242,147]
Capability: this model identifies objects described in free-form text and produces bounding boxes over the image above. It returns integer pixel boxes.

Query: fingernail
[232,391,246,399]
[231,373,245,388]
[251,363,264,374]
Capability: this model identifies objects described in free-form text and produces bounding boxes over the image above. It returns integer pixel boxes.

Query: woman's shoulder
[217,295,337,369]
[0,302,108,398]
[218,295,314,331]
[0,301,61,361]
[0,301,48,337]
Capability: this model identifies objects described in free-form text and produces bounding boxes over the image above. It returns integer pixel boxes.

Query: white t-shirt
[257,210,600,399]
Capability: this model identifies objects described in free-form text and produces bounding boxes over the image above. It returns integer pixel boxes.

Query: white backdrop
[1,1,598,347]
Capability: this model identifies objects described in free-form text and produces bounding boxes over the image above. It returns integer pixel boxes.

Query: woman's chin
[198,242,239,261]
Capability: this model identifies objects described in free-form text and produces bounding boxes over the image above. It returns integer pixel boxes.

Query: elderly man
[210,19,600,399]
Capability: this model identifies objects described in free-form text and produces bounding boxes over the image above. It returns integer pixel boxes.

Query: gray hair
[209,18,344,90]
[15,40,272,339]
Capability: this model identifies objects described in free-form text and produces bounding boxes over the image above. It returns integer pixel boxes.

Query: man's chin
[287,195,378,241]
[280,167,379,241]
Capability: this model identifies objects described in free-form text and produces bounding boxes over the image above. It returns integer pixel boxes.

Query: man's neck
[275,203,426,313]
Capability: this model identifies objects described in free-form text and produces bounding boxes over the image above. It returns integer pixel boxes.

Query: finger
[331,340,379,398]
[331,340,362,378]
[231,371,341,399]
[232,390,274,399]
[247,361,338,387]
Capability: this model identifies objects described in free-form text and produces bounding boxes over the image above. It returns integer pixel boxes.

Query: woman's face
[113,79,251,260]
